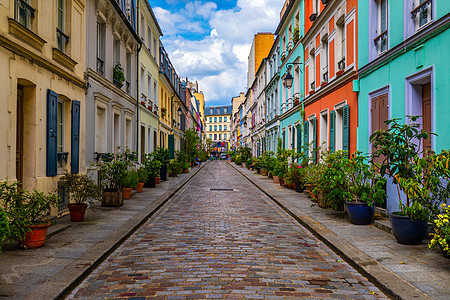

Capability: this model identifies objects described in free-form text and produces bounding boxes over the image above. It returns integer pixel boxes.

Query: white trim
[334,100,347,110]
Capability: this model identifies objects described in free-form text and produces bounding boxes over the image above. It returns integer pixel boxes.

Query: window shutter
[282,130,286,149]
[71,100,81,174]
[343,104,349,152]
[46,89,58,177]
[291,127,295,149]
[329,110,336,153]
[168,135,175,159]
[296,124,301,154]
[303,121,309,158]
[312,117,317,163]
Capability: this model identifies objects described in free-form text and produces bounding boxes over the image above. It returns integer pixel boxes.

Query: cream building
[137,0,162,162]
[0,0,86,215]
[205,106,232,154]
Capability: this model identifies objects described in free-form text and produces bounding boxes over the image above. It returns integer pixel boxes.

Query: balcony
[126,81,130,93]
[411,0,432,28]
[310,82,315,91]
[56,28,69,54]
[96,57,104,75]
[322,66,328,85]
[287,41,293,53]
[374,30,388,53]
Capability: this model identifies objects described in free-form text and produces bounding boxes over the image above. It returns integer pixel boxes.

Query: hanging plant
[113,62,125,88]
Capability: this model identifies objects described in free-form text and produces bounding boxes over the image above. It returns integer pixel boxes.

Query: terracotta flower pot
[279,178,284,186]
[273,175,280,184]
[20,223,50,249]
[136,182,144,193]
[184,169,189,173]
[68,203,88,222]
[123,187,132,199]
[155,177,160,184]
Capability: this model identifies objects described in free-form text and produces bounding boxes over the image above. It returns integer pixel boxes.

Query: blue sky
[148,0,285,106]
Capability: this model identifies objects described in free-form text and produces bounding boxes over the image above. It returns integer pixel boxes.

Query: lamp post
[283,62,303,89]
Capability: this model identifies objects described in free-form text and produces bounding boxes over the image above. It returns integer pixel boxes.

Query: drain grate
[210,188,234,191]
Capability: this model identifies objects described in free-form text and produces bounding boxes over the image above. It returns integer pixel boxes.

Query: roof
[205,105,233,116]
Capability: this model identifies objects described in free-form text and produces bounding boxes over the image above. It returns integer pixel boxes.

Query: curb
[35,162,208,300]
[229,162,431,300]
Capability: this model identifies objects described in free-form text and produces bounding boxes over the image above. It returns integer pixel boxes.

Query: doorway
[16,85,24,184]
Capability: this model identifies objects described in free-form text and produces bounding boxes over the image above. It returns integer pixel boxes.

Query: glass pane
[380,0,387,32]
[57,102,63,153]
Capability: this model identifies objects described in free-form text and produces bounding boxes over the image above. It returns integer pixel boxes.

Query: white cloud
[154,0,285,106]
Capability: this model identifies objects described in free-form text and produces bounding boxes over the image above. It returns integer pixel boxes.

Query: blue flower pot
[390,213,428,245]
[346,202,375,225]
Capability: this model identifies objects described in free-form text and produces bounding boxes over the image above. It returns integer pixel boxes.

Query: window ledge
[8,18,46,51]
[52,48,77,71]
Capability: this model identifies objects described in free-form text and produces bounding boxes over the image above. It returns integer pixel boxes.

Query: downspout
[136,0,142,161]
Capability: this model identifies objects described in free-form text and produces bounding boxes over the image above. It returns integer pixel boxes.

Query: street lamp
[283,62,303,89]
[177,107,183,116]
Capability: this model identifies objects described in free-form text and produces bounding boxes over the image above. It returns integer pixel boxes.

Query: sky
[148,0,286,107]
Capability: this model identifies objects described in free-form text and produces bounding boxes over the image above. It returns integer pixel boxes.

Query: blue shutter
[71,100,81,174]
[296,124,301,154]
[168,135,175,159]
[343,105,349,152]
[46,90,58,177]
[312,117,317,163]
[329,110,336,153]
[303,121,309,158]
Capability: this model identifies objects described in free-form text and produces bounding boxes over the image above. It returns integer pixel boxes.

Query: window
[147,74,152,101]
[214,117,217,123]
[126,52,131,90]
[219,134,222,140]
[209,117,212,123]
[224,134,227,140]
[224,116,227,122]
[57,0,69,53]
[214,134,217,140]
[219,125,222,131]
[147,26,152,51]
[210,108,214,114]
[219,117,222,122]
[322,36,329,83]
[153,37,157,58]
[224,108,227,114]
[113,39,120,65]
[214,125,217,131]
[209,134,212,139]
[57,100,65,168]
[209,125,212,131]
[314,0,320,14]
[224,125,227,131]
[412,0,432,29]
[96,22,106,75]
[375,0,388,53]
[154,81,157,106]
[15,0,34,29]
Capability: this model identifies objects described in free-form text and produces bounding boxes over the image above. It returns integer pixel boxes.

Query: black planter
[346,202,375,225]
[256,168,260,174]
[390,213,428,245]
[439,243,450,259]
[294,180,304,193]
[144,177,156,188]
[160,165,168,181]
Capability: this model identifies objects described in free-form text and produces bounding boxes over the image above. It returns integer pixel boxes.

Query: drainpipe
[136,0,142,161]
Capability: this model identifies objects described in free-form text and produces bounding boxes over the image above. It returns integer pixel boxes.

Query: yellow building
[0,0,86,213]
[137,0,162,162]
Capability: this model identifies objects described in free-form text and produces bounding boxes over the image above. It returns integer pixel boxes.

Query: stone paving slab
[68,161,389,300]
[231,163,450,300]
[0,163,207,300]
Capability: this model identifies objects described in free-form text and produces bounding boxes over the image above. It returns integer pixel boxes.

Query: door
[16,85,24,184]
[371,93,388,165]
[422,83,431,151]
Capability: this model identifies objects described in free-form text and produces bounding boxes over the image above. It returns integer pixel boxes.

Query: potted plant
[235,155,242,166]
[143,153,162,188]
[429,204,450,258]
[293,26,300,44]
[168,159,179,177]
[370,116,435,244]
[161,107,166,117]
[113,62,125,88]
[0,207,9,252]
[97,150,133,207]
[286,163,305,193]
[1,181,58,249]
[58,173,100,222]
[155,148,170,181]
[346,153,387,225]
[136,168,148,192]
[122,170,139,199]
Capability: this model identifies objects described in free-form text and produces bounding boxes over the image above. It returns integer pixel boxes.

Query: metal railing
[411,0,432,27]
[96,57,104,75]
[15,0,35,28]
[57,28,70,53]
[310,81,315,91]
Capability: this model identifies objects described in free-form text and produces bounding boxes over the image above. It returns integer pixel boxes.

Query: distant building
[205,106,232,154]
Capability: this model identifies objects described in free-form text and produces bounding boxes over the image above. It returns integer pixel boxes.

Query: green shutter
[312,117,317,163]
[303,121,309,158]
[168,135,175,159]
[343,105,349,152]
[329,110,336,153]
[46,89,58,177]
[291,127,295,149]
[71,101,81,174]
[282,130,286,149]
[296,124,301,154]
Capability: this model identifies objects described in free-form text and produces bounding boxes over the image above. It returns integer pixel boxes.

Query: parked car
[220,153,228,160]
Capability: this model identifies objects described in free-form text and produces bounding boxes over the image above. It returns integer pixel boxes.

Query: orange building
[301,0,358,160]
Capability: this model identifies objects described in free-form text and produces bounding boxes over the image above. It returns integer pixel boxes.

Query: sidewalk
[0,162,207,300]
[231,163,450,300]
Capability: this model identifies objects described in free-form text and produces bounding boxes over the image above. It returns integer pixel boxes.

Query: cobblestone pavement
[68,161,388,299]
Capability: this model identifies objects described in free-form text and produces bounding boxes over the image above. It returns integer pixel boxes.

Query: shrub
[0,207,8,251]
[58,173,100,205]
[235,155,242,165]
[122,170,139,188]
[137,167,149,183]
[429,204,450,256]
[143,153,162,178]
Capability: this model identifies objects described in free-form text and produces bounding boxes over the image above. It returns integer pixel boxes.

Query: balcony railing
[287,41,293,52]
[374,30,388,52]
[310,81,315,91]
[411,0,432,27]
[96,57,104,75]
[56,28,69,53]
[337,57,346,71]
[15,0,35,29]
[126,81,130,93]
[323,71,328,83]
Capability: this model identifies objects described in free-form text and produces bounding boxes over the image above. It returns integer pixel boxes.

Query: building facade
[137,0,162,162]
[357,0,450,212]
[205,106,232,154]
[0,0,86,216]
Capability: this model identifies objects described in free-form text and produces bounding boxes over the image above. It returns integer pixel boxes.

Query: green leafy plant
[96,149,135,190]
[58,173,100,204]
[122,170,139,188]
[370,116,436,221]
[168,159,180,175]
[293,26,300,44]
[1,181,58,242]
[429,203,450,256]
[183,128,201,164]
[137,167,149,183]
[155,148,170,166]
[246,157,254,169]
[113,62,125,87]
[235,155,242,165]
[143,154,163,178]
[0,207,8,251]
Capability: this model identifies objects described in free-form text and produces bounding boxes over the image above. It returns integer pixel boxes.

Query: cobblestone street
[68,161,387,299]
